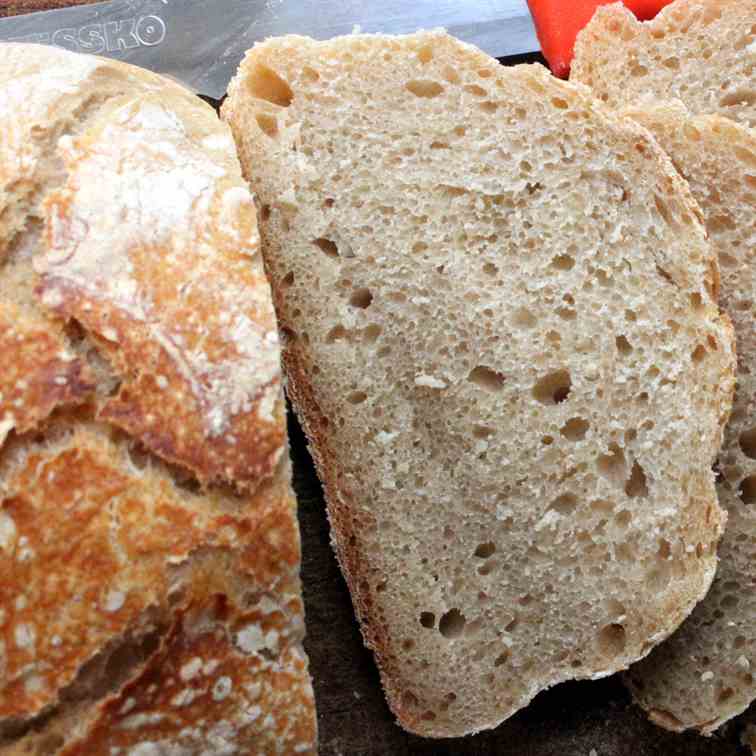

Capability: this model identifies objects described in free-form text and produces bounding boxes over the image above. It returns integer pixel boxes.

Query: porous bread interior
[571,0,756,129]
[223,30,735,736]
[619,104,756,734]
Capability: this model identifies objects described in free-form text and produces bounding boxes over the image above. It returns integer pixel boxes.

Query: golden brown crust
[61,596,316,756]
[0,304,94,444]
[0,44,315,754]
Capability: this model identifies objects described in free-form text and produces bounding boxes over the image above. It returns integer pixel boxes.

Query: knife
[0,0,539,99]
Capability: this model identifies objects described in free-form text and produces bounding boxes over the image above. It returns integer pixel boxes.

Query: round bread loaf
[223,30,736,737]
[0,44,316,754]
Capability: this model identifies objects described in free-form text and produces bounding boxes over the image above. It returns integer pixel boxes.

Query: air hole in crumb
[468,366,505,392]
[417,44,433,63]
[430,141,449,150]
[597,443,626,483]
[281,271,295,289]
[720,90,756,108]
[483,262,498,276]
[598,624,626,656]
[473,425,494,440]
[692,345,706,363]
[302,66,319,82]
[313,237,338,258]
[551,97,569,109]
[363,324,382,343]
[615,335,632,355]
[438,609,466,638]
[474,542,496,559]
[406,80,444,98]
[419,612,435,629]
[739,475,756,505]
[512,307,537,328]
[691,292,704,310]
[326,325,348,343]
[260,205,271,221]
[477,560,496,576]
[656,265,673,285]
[246,63,293,107]
[442,66,460,84]
[561,417,589,441]
[323,198,335,208]
[255,113,278,137]
[533,369,571,405]
[347,391,367,404]
[402,691,419,708]
[494,650,510,667]
[280,326,297,344]
[551,254,575,271]
[625,462,649,498]
[550,493,578,515]
[464,84,487,97]
[402,639,415,651]
[717,687,734,704]
[739,429,756,459]
[349,288,373,309]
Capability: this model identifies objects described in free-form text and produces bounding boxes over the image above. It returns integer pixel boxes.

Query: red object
[527,0,675,78]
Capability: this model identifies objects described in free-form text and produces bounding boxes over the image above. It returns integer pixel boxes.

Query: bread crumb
[414,374,447,389]
[700,670,714,682]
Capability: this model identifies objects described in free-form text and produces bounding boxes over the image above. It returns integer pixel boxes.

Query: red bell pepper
[527,0,676,78]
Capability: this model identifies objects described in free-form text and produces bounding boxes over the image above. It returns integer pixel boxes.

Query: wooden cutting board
[1,2,750,753]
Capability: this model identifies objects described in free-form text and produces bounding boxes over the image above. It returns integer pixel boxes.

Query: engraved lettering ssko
[9,14,166,53]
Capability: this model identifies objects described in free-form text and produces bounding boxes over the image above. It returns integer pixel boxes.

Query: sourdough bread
[616,102,756,735]
[223,31,735,736]
[571,0,756,129]
[0,43,316,754]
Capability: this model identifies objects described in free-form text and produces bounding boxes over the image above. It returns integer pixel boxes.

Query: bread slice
[614,102,756,735]
[223,30,735,737]
[571,0,756,129]
[0,44,316,754]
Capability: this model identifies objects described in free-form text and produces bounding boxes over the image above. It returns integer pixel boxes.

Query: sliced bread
[571,0,756,129]
[223,31,735,736]
[616,102,756,734]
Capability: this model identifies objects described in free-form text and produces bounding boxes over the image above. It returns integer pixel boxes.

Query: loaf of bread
[0,44,316,754]
[223,30,735,736]
[571,0,755,129]
[613,102,756,735]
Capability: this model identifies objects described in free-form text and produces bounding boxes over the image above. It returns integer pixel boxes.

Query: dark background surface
[2,2,753,753]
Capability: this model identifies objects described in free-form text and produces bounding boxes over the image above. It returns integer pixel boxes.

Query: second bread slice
[223,31,735,736]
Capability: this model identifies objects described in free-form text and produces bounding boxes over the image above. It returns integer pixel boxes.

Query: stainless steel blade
[0,0,538,99]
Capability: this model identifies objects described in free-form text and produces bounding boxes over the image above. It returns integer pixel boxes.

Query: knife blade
[0,0,539,99]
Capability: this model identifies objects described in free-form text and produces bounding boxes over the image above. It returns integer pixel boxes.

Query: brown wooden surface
[0,0,98,15]
[2,1,753,753]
